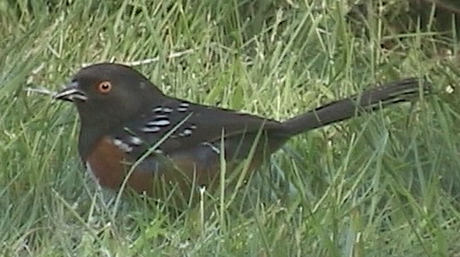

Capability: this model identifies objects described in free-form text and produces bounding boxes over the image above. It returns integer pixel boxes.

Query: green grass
[1,0,460,256]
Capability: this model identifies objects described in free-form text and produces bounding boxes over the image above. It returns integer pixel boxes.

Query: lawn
[1,0,460,256]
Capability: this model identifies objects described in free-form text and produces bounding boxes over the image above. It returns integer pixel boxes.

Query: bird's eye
[97,81,112,94]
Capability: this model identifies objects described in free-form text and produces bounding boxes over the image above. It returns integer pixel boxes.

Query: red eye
[98,81,112,93]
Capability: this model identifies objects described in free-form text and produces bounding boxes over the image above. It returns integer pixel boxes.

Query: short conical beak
[54,81,87,102]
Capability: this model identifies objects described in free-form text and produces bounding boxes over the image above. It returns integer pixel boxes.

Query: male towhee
[54,63,429,201]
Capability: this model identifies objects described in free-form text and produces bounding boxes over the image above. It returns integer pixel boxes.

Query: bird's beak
[54,81,87,102]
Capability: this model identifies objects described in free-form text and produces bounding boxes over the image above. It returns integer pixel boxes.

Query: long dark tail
[282,78,430,135]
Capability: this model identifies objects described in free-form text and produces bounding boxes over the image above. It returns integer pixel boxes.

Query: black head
[55,63,165,126]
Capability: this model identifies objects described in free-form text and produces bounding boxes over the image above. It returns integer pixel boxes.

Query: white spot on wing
[129,136,143,145]
[179,128,193,137]
[177,102,189,112]
[142,126,161,133]
[148,119,170,126]
[112,138,122,146]
[112,138,133,152]
[153,106,174,113]
[162,107,173,113]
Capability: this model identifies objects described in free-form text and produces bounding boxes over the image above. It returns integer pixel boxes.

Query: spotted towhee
[54,63,430,201]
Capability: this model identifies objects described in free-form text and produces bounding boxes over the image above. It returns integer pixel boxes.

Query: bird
[54,63,430,203]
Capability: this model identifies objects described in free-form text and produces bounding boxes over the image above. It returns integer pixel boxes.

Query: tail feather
[282,78,430,135]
